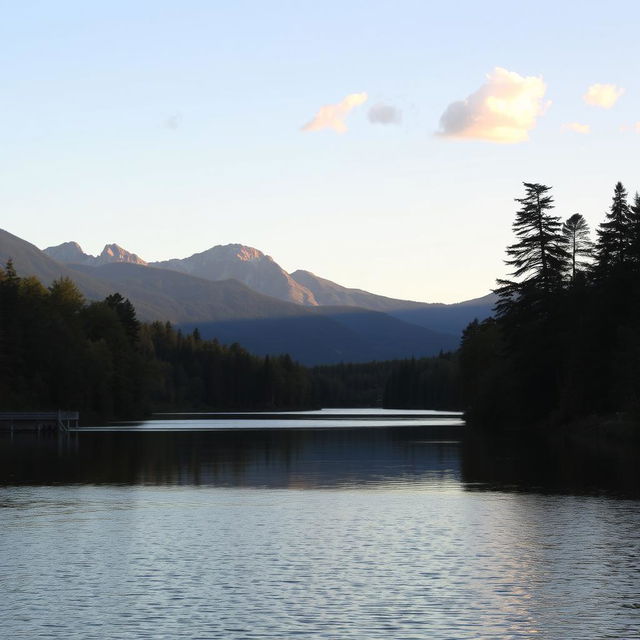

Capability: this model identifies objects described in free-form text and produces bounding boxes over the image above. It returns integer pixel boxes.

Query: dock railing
[0,411,80,432]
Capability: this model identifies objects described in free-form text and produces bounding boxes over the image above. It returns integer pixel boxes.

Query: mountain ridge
[152,244,318,306]
[44,241,147,266]
[1,228,463,364]
[44,239,496,319]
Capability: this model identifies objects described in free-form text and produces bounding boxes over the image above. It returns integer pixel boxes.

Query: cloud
[583,84,624,108]
[301,92,368,133]
[165,113,182,130]
[368,103,402,125]
[618,123,638,133]
[438,67,549,143]
[563,122,590,134]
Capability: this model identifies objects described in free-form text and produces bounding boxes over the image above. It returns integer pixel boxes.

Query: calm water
[1,412,639,639]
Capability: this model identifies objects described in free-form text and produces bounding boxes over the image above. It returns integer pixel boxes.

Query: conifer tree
[496,183,568,313]
[594,181,630,274]
[562,213,593,282]
[627,192,640,267]
[105,292,141,344]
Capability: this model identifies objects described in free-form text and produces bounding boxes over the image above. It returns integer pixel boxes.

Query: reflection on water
[1,419,639,639]
[0,426,463,489]
[1,423,637,496]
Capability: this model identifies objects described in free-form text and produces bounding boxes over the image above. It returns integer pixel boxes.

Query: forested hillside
[0,263,312,422]
[460,181,640,429]
[0,262,464,421]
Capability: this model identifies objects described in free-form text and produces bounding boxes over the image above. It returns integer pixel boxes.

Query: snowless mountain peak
[152,243,316,306]
[99,244,147,265]
[44,241,147,266]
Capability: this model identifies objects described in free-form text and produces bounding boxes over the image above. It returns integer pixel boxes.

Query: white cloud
[438,67,549,143]
[301,92,368,133]
[583,84,624,109]
[563,122,590,134]
[368,103,402,125]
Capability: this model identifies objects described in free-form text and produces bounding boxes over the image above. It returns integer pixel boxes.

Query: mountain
[68,263,458,363]
[44,241,147,266]
[1,229,457,364]
[44,238,495,332]
[98,244,147,266]
[68,262,314,323]
[182,310,457,365]
[390,293,497,335]
[291,269,428,311]
[42,241,89,264]
[152,244,317,306]
[290,269,496,334]
[0,229,113,299]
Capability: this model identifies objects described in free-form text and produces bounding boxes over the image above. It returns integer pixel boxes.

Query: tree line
[22,176,636,430]
[460,181,640,428]
[0,264,312,422]
[0,263,461,421]
[311,355,460,410]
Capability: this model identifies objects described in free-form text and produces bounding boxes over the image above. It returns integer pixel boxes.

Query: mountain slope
[71,264,458,363]
[2,229,455,364]
[390,293,497,335]
[152,244,317,306]
[291,269,496,334]
[291,269,428,311]
[43,237,495,334]
[181,309,457,365]
[68,262,316,323]
[44,241,147,266]
[0,229,113,299]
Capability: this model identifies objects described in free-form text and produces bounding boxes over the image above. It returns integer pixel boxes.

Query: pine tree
[595,181,630,274]
[496,182,568,313]
[562,213,593,282]
[627,192,640,267]
[105,292,141,344]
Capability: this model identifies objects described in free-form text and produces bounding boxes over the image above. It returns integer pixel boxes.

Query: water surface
[1,412,638,639]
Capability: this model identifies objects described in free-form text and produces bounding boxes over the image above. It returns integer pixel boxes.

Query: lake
[1,410,639,639]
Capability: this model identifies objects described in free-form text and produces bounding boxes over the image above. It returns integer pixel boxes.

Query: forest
[0,264,312,422]
[459,181,640,430]
[4,180,637,430]
[0,262,459,422]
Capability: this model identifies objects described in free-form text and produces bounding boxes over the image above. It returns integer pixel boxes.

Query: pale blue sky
[2,0,639,302]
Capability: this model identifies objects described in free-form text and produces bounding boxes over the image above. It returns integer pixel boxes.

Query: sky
[1,0,639,303]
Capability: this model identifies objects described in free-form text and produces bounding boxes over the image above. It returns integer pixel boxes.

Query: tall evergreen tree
[496,182,568,313]
[562,213,593,282]
[627,192,640,267]
[105,292,141,344]
[595,181,630,274]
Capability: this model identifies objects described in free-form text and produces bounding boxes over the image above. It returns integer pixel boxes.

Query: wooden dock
[0,411,79,432]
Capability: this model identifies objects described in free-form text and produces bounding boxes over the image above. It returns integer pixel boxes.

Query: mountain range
[0,228,494,364]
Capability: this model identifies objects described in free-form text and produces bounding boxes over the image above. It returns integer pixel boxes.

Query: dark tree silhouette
[595,181,630,274]
[0,265,316,421]
[459,179,640,428]
[562,213,593,282]
[496,182,568,313]
[105,292,141,344]
[627,192,640,267]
